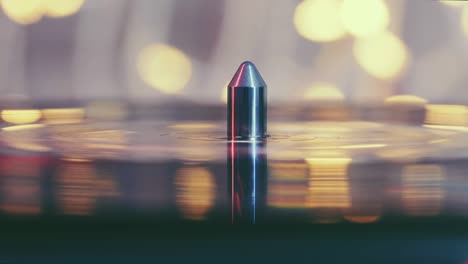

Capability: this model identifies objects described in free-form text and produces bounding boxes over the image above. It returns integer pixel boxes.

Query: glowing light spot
[176,166,215,220]
[1,0,43,25]
[1,109,42,124]
[137,44,192,94]
[384,95,428,108]
[340,0,389,37]
[353,31,409,79]
[462,5,468,37]
[43,0,85,18]
[304,82,344,102]
[294,0,347,42]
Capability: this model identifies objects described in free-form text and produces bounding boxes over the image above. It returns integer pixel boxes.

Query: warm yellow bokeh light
[1,0,44,25]
[340,0,389,37]
[353,31,409,79]
[306,157,351,208]
[137,44,192,94]
[439,0,467,7]
[462,5,468,37]
[1,0,85,24]
[176,166,215,220]
[294,0,347,42]
[384,95,428,108]
[1,109,42,124]
[43,0,85,18]
[304,82,344,102]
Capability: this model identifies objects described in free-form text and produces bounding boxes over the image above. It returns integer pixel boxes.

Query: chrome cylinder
[227,61,267,140]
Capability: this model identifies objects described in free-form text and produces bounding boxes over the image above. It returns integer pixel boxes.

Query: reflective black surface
[1,102,468,262]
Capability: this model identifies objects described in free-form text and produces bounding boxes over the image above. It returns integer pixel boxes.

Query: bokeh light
[304,82,344,102]
[306,157,351,208]
[1,0,85,25]
[1,0,44,25]
[137,44,192,94]
[340,0,389,37]
[353,31,409,79]
[175,166,215,220]
[43,0,85,18]
[294,0,347,42]
[1,109,42,124]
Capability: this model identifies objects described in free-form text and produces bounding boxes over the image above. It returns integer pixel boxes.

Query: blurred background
[0,0,467,106]
[2,0,468,226]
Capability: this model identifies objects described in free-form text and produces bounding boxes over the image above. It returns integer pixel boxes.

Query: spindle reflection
[229,140,267,224]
